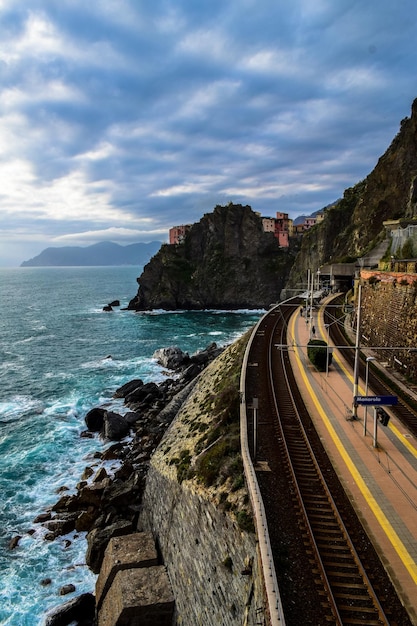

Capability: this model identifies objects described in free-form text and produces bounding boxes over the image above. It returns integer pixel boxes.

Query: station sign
[354,395,398,406]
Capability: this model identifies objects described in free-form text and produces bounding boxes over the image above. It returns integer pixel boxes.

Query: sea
[0,266,263,625]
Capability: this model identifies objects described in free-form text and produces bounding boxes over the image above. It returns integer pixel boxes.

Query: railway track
[323,295,417,438]
[244,301,411,625]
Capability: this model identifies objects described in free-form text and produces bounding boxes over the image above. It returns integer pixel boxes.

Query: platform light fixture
[363,356,376,436]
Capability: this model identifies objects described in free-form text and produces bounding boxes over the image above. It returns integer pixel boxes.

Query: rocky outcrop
[286,98,417,289]
[128,203,296,310]
[37,324,270,625]
[36,341,228,621]
[44,593,95,626]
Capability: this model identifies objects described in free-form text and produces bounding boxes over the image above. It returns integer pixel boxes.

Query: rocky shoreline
[25,343,223,625]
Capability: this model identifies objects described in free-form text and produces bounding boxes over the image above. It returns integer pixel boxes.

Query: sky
[1,1,417,266]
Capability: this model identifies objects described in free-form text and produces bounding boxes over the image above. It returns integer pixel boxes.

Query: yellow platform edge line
[289,311,417,585]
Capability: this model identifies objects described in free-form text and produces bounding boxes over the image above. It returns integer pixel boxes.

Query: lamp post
[363,356,376,436]
[325,324,330,377]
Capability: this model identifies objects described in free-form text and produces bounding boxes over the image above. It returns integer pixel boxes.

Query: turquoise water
[0,267,262,625]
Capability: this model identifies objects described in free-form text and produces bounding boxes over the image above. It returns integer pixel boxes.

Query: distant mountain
[20,241,162,267]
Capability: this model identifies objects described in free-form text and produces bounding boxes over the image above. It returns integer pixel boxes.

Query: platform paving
[287,302,417,624]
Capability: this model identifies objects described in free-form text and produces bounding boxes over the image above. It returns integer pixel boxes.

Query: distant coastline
[20,240,162,267]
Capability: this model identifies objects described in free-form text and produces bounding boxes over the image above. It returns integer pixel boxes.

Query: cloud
[53,225,164,245]
[0,0,416,264]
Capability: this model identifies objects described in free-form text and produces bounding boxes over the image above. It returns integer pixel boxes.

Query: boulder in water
[85,407,106,432]
[103,411,129,441]
[44,592,95,626]
[153,346,189,369]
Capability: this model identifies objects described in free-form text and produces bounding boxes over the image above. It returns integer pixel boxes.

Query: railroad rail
[244,300,410,625]
[323,295,417,438]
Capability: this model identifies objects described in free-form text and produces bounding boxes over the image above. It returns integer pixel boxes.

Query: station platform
[287,301,417,624]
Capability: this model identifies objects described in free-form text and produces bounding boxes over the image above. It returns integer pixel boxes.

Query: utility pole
[309,269,314,338]
[352,284,362,418]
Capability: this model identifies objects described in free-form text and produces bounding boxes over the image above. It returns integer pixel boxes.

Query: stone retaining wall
[139,466,267,626]
[360,276,417,381]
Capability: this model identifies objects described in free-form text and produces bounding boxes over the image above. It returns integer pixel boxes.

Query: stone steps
[96,532,174,626]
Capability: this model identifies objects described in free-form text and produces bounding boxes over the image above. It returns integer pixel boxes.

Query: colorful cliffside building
[169,209,319,248]
[169,224,192,245]
[261,212,292,247]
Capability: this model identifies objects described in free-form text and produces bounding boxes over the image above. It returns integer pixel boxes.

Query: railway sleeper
[330,578,365,588]
[333,589,374,600]
[311,525,343,534]
[302,494,330,501]
[326,571,364,581]
[316,536,350,544]
[320,554,356,564]
[315,533,346,542]
[311,521,343,530]
[339,613,381,625]
[289,467,318,477]
[327,573,363,589]
[323,563,363,573]
[338,604,379,614]
[308,510,336,518]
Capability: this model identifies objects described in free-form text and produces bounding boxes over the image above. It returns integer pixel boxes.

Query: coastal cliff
[128,203,297,310]
[138,332,266,625]
[286,98,417,288]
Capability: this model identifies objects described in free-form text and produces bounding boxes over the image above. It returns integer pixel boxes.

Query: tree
[307,339,332,372]
[400,237,414,259]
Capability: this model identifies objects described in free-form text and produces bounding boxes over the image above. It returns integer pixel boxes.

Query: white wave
[43,371,74,381]
[0,396,45,419]
[136,308,264,315]
[31,324,47,332]
[16,333,56,345]
[80,354,163,374]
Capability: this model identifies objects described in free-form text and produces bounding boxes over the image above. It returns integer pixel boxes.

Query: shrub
[196,438,231,486]
[307,339,332,372]
[235,510,255,532]
[222,556,233,571]
[171,449,192,483]
[400,238,414,259]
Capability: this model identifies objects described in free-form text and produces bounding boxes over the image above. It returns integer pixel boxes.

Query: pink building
[277,231,289,247]
[303,217,317,229]
[261,212,291,247]
[169,224,192,244]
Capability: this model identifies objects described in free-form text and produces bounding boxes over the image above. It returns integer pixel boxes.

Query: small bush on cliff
[196,434,240,487]
[400,238,414,259]
[307,339,332,372]
[212,384,240,424]
[170,449,192,483]
[236,510,255,532]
